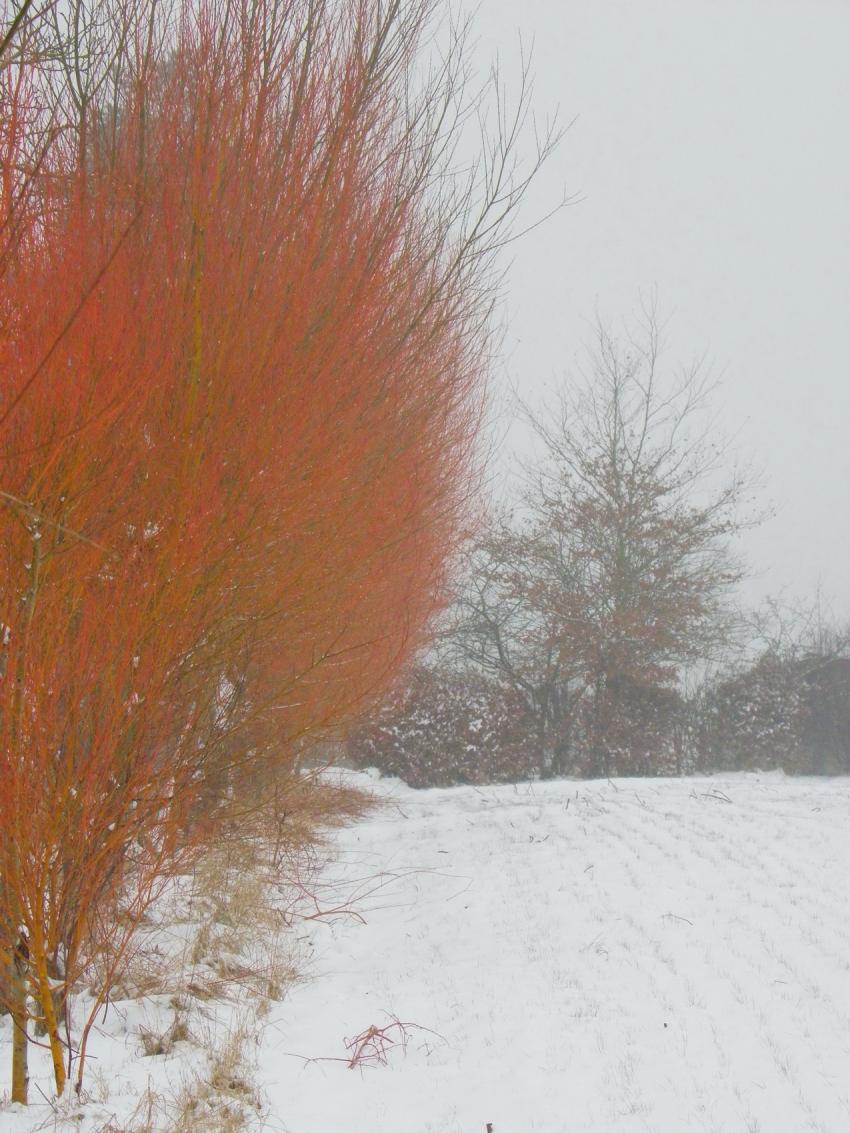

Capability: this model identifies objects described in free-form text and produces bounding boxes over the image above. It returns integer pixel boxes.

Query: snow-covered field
[4,771,850,1132]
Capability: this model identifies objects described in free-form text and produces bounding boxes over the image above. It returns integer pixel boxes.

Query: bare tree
[444,517,587,776]
[449,306,753,777]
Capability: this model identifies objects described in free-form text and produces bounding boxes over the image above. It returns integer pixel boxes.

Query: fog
[473,0,850,616]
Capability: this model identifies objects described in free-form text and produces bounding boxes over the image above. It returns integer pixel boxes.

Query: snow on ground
[4,771,850,1132]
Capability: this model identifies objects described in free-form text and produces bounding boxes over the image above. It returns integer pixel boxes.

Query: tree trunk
[31,935,66,1095]
[11,933,29,1104]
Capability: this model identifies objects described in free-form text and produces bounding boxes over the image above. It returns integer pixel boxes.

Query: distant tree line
[697,647,850,775]
[348,618,850,787]
[347,316,850,786]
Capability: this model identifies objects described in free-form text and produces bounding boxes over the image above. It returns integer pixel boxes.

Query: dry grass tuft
[166,1013,263,1133]
[89,1015,262,1132]
[239,764,379,862]
[183,833,300,1005]
[106,767,371,1007]
[138,997,191,1057]
[75,765,374,1130]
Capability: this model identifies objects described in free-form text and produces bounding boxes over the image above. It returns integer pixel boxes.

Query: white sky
[473,0,850,619]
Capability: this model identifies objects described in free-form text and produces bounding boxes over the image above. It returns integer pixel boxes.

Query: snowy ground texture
[4,771,850,1133]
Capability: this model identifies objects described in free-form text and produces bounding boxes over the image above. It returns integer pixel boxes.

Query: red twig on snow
[344,1014,443,1069]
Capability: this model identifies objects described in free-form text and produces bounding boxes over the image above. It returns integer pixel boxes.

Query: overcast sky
[472,0,850,620]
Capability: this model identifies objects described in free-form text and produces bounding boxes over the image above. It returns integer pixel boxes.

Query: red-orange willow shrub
[0,0,555,1100]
